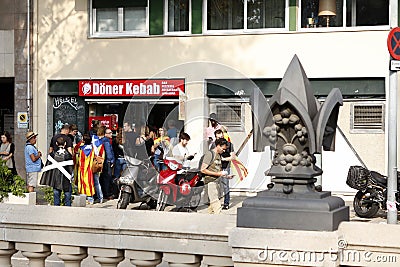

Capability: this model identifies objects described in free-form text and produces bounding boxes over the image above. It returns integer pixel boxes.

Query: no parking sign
[388,27,400,60]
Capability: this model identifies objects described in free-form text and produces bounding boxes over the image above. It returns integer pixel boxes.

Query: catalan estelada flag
[230,159,248,181]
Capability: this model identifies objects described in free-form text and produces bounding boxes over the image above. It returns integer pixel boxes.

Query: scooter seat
[175,172,197,184]
[186,168,199,173]
[370,171,387,186]
[184,172,197,181]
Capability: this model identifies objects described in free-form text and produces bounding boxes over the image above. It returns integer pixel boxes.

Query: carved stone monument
[237,55,349,231]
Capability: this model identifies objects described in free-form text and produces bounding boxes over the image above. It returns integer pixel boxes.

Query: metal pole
[387,0,398,225]
[27,0,30,129]
[387,71,398,224]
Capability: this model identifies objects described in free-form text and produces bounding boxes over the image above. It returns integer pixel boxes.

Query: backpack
[91,144,104,173]
[92,156,104,173]
[54,148,66,162]
[198,150,215,178]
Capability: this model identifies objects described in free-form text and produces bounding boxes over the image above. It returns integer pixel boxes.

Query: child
[41,136,74,206]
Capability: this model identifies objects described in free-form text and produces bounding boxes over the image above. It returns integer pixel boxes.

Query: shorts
[26,172,38,187]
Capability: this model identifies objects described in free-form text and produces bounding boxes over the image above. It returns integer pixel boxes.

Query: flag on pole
[230,159,248,181]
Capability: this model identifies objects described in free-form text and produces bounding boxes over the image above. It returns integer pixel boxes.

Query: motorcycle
[156,156,204,211]
[116,156,158,210]
[346,165,400,218]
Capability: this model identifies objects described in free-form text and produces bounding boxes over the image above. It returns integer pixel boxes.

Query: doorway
[0,78,15,135]
[88,101,182,134]
[148,103,181,130]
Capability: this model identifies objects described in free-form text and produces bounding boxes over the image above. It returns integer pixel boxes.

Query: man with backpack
[214,129,235,210]
[40,136,73,206]
[49,123,73,155]
[200,138,233,214]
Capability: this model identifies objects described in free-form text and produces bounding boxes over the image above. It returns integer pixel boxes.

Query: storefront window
[166,0,190,33]
[301,0,388,28]
[206,0,286,31]
[91,0,148,36]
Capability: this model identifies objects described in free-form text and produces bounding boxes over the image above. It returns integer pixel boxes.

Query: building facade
[24,0,397,192]
[0,0,32,176]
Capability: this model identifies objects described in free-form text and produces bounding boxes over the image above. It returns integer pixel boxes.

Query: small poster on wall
[104,114,118,130]
[88,116,111,130]
[88,115,118,131]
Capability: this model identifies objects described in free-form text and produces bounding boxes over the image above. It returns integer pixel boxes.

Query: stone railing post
[202,255,234,267]
[52,245,87,267]
[229,227,339,267]
[0,241,16,267]
[163,253,202,267]
[126,250,162,267]
[16,243,51,267]
[89,247,124,267]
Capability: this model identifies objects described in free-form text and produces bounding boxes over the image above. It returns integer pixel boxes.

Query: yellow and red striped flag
[231,159,248,181]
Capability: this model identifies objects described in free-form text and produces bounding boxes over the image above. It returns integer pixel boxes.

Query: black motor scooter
[347,165,400,218]
[116,156,158,209]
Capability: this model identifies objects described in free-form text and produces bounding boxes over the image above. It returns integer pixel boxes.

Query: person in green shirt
[200,138,233,214]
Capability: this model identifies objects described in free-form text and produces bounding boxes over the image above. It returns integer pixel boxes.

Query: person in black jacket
[112,127,126,179]
[40,136,73,206]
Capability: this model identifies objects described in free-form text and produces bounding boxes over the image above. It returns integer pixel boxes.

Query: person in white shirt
[172,132,192,168]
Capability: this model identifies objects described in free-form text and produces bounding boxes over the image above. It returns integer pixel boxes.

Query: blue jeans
[153,154,166,172]
[101,162,113,198]
[88,173,103,203]
[53,185,72,206]
[113,158,126,178]
[221,168,230,206]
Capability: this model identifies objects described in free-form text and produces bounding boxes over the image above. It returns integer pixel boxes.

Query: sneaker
[99,199,104,204]
[222,205,229,210]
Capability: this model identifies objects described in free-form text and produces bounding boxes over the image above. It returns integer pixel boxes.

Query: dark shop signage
[79,79,185,97]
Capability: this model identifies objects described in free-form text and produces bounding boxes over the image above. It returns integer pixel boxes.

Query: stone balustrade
[0,203,399,267]
[0,204,236,267]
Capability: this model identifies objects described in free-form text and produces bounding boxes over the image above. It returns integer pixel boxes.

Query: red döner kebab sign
[79,79,185,97]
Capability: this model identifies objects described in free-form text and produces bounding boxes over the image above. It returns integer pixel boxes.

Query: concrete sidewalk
[86,191,390,224]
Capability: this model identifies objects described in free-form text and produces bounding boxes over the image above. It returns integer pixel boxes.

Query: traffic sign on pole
[17,112,28,129]
[387,27,400,60]
[387,27,399,225]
